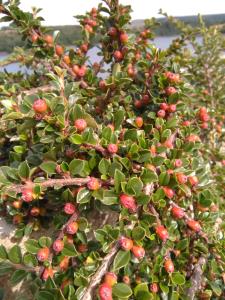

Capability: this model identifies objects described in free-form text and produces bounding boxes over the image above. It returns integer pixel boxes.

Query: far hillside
[0,13,225,53]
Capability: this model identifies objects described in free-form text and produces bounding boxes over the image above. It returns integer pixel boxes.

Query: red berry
[22,188,33,202]
[156,225,169,241]
[66,221,78,235]
[134,100,143,109]
[135,117,143,128]
[201,122,208,129]
[171,206,185,219]
[53,239,64,253]
[174,159,182,168]
[64,202,76,215]
[44,35,53,45]
[186,134,200,142]
[163,186,174,199]
[104,272,117,287]
[120,32,128,44]
[74,119,87,132]
[188,175,198,186]
[107,144,118,154]
[123,275,130,284]
[108,27,117,37]
[165,87,177,96]
[55,44,64,56]
[12,200,22,209]
[119,236,133,251]
[164,259,174,273]
[63,55,71,65]
[33,99,48,113]
[150,283,158,293]
[176,172,187,184]
[78,65,87,77]
[142,94,150,105]
[87,177,100,190]
[160,103,169,110]
[77,243,88,253]
[99,283,112,300]
[85,24,93,33]
[157,109,166,118]
[131,245,145,259]
[42,267,53,281]
[119,194,137,213]
[30,207,40,217]
[31,33,39,43]
[37,247,50,262]
[182,120,191,126]
[187,219,201,232]
[168,104,176,113]
[164,139,173,149]
[113,50,123,61]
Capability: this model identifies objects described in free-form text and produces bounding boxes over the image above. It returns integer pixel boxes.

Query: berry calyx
[171,206,185,219]
[87,177,100,190]
[119,236,133,251]
[131,245,145,259]
[37,247,50,262]
[104,272,117,287]
[33,99,48,113]
[156,225,169,241]
[66,221,79,235]
[74,119,87,132]
[64,202,76,215]
[99,283,112,300]
[119,194,137,213]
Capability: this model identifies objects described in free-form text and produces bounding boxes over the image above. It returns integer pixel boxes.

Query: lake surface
[0,36,196,73]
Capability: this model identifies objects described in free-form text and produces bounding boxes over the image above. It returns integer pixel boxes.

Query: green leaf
[25,239,41,254]
[69,159,85,175]
[134,283,149,296]
[113,250,130,271]
[98,158,110,175]
[112,283,132,298]
[126,177,143,196]
[23,253,38,267]
[10,270,27,285]
[39,236,52,248]
[76,188,92,204]
[36,291,55,300]
[101,190,118,205]
[70,134,83,145]
[8,245,22,264]
[0,262,13,276]
[18,161,30,179]
[40,161,57,175]
[141,169,158,184]
[114,169,125,193]
[114,109,125,130]
[132,226,146,241]
[0,245,7,259]
[62,243,78,257]
[171,272,185,285]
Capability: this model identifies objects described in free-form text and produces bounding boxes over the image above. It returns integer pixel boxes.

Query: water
[0,36,188,73]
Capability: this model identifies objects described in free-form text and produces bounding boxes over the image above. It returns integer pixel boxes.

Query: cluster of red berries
[198,107,210,129]
[157,102,177,118]
[134,94,150,109]
[120,236,145,259]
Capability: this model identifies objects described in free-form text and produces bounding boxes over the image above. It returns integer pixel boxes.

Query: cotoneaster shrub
[0,1,224,299]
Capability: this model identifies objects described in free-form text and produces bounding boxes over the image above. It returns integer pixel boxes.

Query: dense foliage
[0,1,224,300]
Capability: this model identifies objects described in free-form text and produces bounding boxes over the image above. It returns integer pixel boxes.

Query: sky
[15,0,225,26]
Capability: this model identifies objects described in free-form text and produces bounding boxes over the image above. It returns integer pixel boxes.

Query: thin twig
[186,256,206,300]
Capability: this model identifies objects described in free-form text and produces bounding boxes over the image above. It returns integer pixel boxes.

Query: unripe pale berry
[64,202,76,215]
[37,247,50,262]
[74,119,87,132]
[189,175,198,186]
[156,225,169,241]
[131,245,145,259]
[119,194,137,213]
[33,99,48,113]
[66,221,78,235]
[119,236,133,251]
